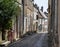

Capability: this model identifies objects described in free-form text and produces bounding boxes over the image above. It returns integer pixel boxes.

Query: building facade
[33,4,39,32]
[24,0,34,34]
[12,0,23,40]
[48,0,59,47]
[0,0,24,45]
[38,9,48,32]
[37,12,43,32]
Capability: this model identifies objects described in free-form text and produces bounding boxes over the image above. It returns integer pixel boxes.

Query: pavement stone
[8,33,48,47]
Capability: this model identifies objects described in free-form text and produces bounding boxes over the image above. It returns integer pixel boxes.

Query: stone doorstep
[0,41,10,46]
[15,38,20,41]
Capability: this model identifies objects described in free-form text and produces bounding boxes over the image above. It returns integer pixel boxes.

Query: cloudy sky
[34,0,48,12]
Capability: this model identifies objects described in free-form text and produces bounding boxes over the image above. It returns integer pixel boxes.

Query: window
[36,15,38,20]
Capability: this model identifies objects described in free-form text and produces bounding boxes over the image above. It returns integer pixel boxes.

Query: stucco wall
[58,0,60,47]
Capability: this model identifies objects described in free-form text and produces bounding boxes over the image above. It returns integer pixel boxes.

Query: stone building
[33,4,39,32]
[33,4,47,33]
[48,0,59,47]
[0,0,24,45]
[12,0,24,40]
[37,10,43,32]
[23,0,34,34]
[39,9,48,32]
[33,5,48,33]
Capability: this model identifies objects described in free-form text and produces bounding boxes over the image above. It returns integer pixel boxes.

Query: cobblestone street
[8,33,48,47]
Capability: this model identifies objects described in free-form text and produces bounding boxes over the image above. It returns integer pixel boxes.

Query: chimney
[41,6,43,12]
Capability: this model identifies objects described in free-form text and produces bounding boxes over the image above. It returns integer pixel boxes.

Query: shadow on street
[8,33,48,47]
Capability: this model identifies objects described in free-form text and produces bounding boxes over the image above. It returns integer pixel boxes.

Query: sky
[34,0,48,12]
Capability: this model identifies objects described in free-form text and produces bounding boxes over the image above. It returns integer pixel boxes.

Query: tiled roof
[39,10,47,18]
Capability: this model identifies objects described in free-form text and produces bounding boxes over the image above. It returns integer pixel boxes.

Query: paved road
[8,33,48,47]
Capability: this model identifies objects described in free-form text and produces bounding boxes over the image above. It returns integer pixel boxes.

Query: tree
[0,0,18,40]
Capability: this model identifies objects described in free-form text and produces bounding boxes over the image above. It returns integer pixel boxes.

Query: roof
[33,4,39,10]
[39,10,47,18]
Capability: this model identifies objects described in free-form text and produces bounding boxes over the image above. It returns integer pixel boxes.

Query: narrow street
[0,0,60,47]
[8,33,48,47]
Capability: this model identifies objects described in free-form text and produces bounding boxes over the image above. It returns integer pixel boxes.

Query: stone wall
[0,32,2,43]
[58,0,60,47]
[48,0,59,47]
